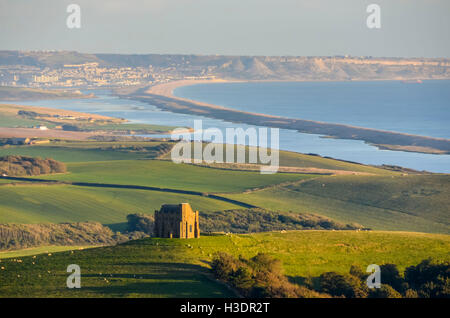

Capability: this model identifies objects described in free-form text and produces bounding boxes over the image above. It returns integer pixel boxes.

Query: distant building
[154,203,200,239]
[34,75,58,83]
[31,138,50,145]
[9,138,30,145]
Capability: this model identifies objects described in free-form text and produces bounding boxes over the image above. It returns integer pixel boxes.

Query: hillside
[0,86,92,101]
[1,50,449,81]
[0,139,448,234]
[224,174,450,234]
[0,184,242,225]
[0,104,176,135]
[36,160,315,193]
[0,231,448,297]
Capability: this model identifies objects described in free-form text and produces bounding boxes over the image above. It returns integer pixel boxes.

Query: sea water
[3,81,449,173]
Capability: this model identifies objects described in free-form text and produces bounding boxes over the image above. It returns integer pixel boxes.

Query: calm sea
[175,80,450,139]
[3,80,450,173]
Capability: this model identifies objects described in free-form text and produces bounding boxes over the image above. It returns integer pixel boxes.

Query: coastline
[0,103,177,139]
[122,80,450,155]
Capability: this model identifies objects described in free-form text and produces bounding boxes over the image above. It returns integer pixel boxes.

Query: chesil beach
[118,78,450,171]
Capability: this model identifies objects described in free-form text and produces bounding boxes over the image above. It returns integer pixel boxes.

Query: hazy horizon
[1,0,450,58]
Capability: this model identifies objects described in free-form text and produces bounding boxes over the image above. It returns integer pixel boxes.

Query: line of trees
[126,209,366,236]
[316,259,449,298]
[0,222,148,250]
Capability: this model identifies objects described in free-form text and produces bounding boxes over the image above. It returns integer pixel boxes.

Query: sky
[0,0,449,58]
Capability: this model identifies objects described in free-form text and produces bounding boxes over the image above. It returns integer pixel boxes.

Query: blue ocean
[175,80,450,139]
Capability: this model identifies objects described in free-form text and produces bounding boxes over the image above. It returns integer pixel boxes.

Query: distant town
[0,61,217,88]
[1,50,449,89]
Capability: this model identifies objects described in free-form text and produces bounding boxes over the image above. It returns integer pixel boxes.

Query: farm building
[154,203,200,239]
[9,138,31,145]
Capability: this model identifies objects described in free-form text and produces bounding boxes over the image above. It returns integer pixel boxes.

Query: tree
[126,214,154,234]
[369,285,402,298]
[404,259,450,298]
[319,272,368,298]
[380,264,406,293]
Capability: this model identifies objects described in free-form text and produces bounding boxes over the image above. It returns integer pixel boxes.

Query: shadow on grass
[82,280,229,297]
[81,262,234,297]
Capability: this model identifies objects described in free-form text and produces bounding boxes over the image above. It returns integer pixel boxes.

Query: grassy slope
[160,144,394,175]
[3,140,393,174]
[0,184,241,225]
[0,141,170,162]
[223,174,450,234]
[0,246,97,259]
[0,103,175,133]
[38,160,315,193]
[1,140,448,233]
[0,231,448,297]
[284,174,450,226]
[0,87,86,100]
[0,114,52,128]
[277,150,395,174]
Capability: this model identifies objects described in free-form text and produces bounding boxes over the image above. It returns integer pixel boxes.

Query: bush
[349,265,367,280]
[404,289,419,298]
[199,209,366,233]
[0,155,66,176]
[380,264,407,293]
[126,213,154,234]
[369,285,402,298]
[211,252,242,281]
[404,259,450,298]
[211,252,328,298]
[319,272,369,298]
[0,222,148,250]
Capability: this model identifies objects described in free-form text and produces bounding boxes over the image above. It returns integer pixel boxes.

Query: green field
[37,160,314,193]
[0,141,171,162]
[160,144,394,175]
[276,150,396,174]
[0,87,88,100]
[0,231,448,297]
[0,114,53,129]
[2,141,393,175]
[224,174,450,234]
[0,139,448,234]
[0,184,241,226]
[0,245,97,259]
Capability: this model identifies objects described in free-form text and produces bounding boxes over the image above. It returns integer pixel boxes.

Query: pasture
[0,230,448,297]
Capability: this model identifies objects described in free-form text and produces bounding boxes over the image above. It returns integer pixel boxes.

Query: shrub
[199,208,366,233]
[369,285,402,298]
[380,263,407,293]
[126,213,154,234]
[404,289,419,298]
[0,155,66,176]
[319,272,369,298]
[404,259,450,298]
[349,264,367,280]
[211,252,328,298]
[211,252,242,281]
[0,222,148,250]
